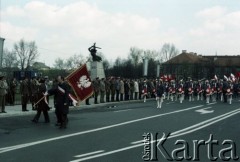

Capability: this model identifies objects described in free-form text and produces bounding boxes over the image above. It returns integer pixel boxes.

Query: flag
[230,73,236,82]
[66,64,94,102]
[224,75,228,81]
[69,93,78,106]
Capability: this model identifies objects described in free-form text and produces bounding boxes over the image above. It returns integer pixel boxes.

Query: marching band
[140,74,240,108]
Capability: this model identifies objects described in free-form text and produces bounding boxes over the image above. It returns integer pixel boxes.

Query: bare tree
[143,49,158,60]
[27,41,39,68]
[128,47,143,67]
[159,43,179,62]
[65,54,87,70]
[2,49,18,68]
[115,57,122,67]
[14,39,39,70]
[54,58,65,69]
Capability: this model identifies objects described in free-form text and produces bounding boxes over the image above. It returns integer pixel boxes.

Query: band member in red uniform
[187,79,194,102]
[196,80,203,101]
[226,80,233,104]
[169,80,176,101]
[211,79,217,102]
[217,79,223,101]
[205,80,212,104]
[177,80,184,103]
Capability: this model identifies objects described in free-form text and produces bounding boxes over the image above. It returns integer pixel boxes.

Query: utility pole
[0,37,4,68]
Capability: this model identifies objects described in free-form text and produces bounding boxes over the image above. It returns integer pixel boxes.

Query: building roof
[203,55,240,66]
[164,51,240,67]
[32,62,50,70]
[164,52,209,64]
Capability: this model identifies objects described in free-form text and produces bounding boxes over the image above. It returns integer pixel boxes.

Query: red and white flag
[66,64,94,102]
[230,73,236,82]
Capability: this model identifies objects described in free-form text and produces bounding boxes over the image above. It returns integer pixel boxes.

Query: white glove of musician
[44,91,48,96]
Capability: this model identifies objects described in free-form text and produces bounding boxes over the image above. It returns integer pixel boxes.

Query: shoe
[31,119,38,123]
[2,111,6,113]
[55,123,61,126]
[45,121,50,123]
[59,125,66,129]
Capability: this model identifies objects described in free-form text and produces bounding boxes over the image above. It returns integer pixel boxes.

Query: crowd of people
[0,73,239,129]
[0,75,70,129]
[90,76,240,108]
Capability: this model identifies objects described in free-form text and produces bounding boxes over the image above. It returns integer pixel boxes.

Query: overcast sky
[1,0,240,67]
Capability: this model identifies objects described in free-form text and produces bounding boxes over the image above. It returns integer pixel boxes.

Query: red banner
[66,64,93,102]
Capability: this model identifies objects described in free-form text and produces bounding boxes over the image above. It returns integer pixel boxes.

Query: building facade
[161,50,240,80]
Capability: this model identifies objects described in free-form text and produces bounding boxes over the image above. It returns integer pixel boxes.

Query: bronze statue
[88,43,102,62]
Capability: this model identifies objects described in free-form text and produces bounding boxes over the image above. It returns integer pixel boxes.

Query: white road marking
[171,108,240,137]
[195,107,214,114]
[207,102,217,105]
[0,105,203,154]
[131,140,143,145]
[114,109,132,113]
[73,150,105,158]
[166,102,175,105]
[72,108,240,162]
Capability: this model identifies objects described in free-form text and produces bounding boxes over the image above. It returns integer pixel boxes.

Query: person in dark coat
[46,76,70,129]
[9,78,17,105]
[30,77,40,110]
[222,79,228,103]
[156,79,164,108]
[20,77,30,111]
[31,78,50,123]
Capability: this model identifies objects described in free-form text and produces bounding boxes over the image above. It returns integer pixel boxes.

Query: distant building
[32,62,51,71]
[161,50,240,80]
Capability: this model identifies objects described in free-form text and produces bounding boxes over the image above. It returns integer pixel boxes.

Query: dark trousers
[125,93,129,100]
[111,92,115,102]
[55,109,68,127]
[120,93,124,101]
[94,92,99,104]
[106,91,110,102]
[116,90,120,101]
[130,92,134,100]
[9,91,15,105]
[85,98,90,105]
[223,92,227,102]
[21,95,29,111]
[134,92,138,100]
[31,94,38,110]
[0,95,6,112]
[33,109,50,122]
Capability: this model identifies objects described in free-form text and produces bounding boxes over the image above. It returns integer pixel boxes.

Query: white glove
[44,92,48,96]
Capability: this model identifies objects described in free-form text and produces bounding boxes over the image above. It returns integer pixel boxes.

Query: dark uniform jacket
[20,80,30,96]
[38,83,49,111]
[48,82,69,114]
[156,84,164,97]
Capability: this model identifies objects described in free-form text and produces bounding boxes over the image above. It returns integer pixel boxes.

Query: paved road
[0,99,240,162]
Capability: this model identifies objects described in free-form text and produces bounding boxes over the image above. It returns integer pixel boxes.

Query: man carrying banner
[46,76,70,129]
[31,78,50,123]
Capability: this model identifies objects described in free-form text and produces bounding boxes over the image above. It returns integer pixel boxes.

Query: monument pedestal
[90,61,105,80]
